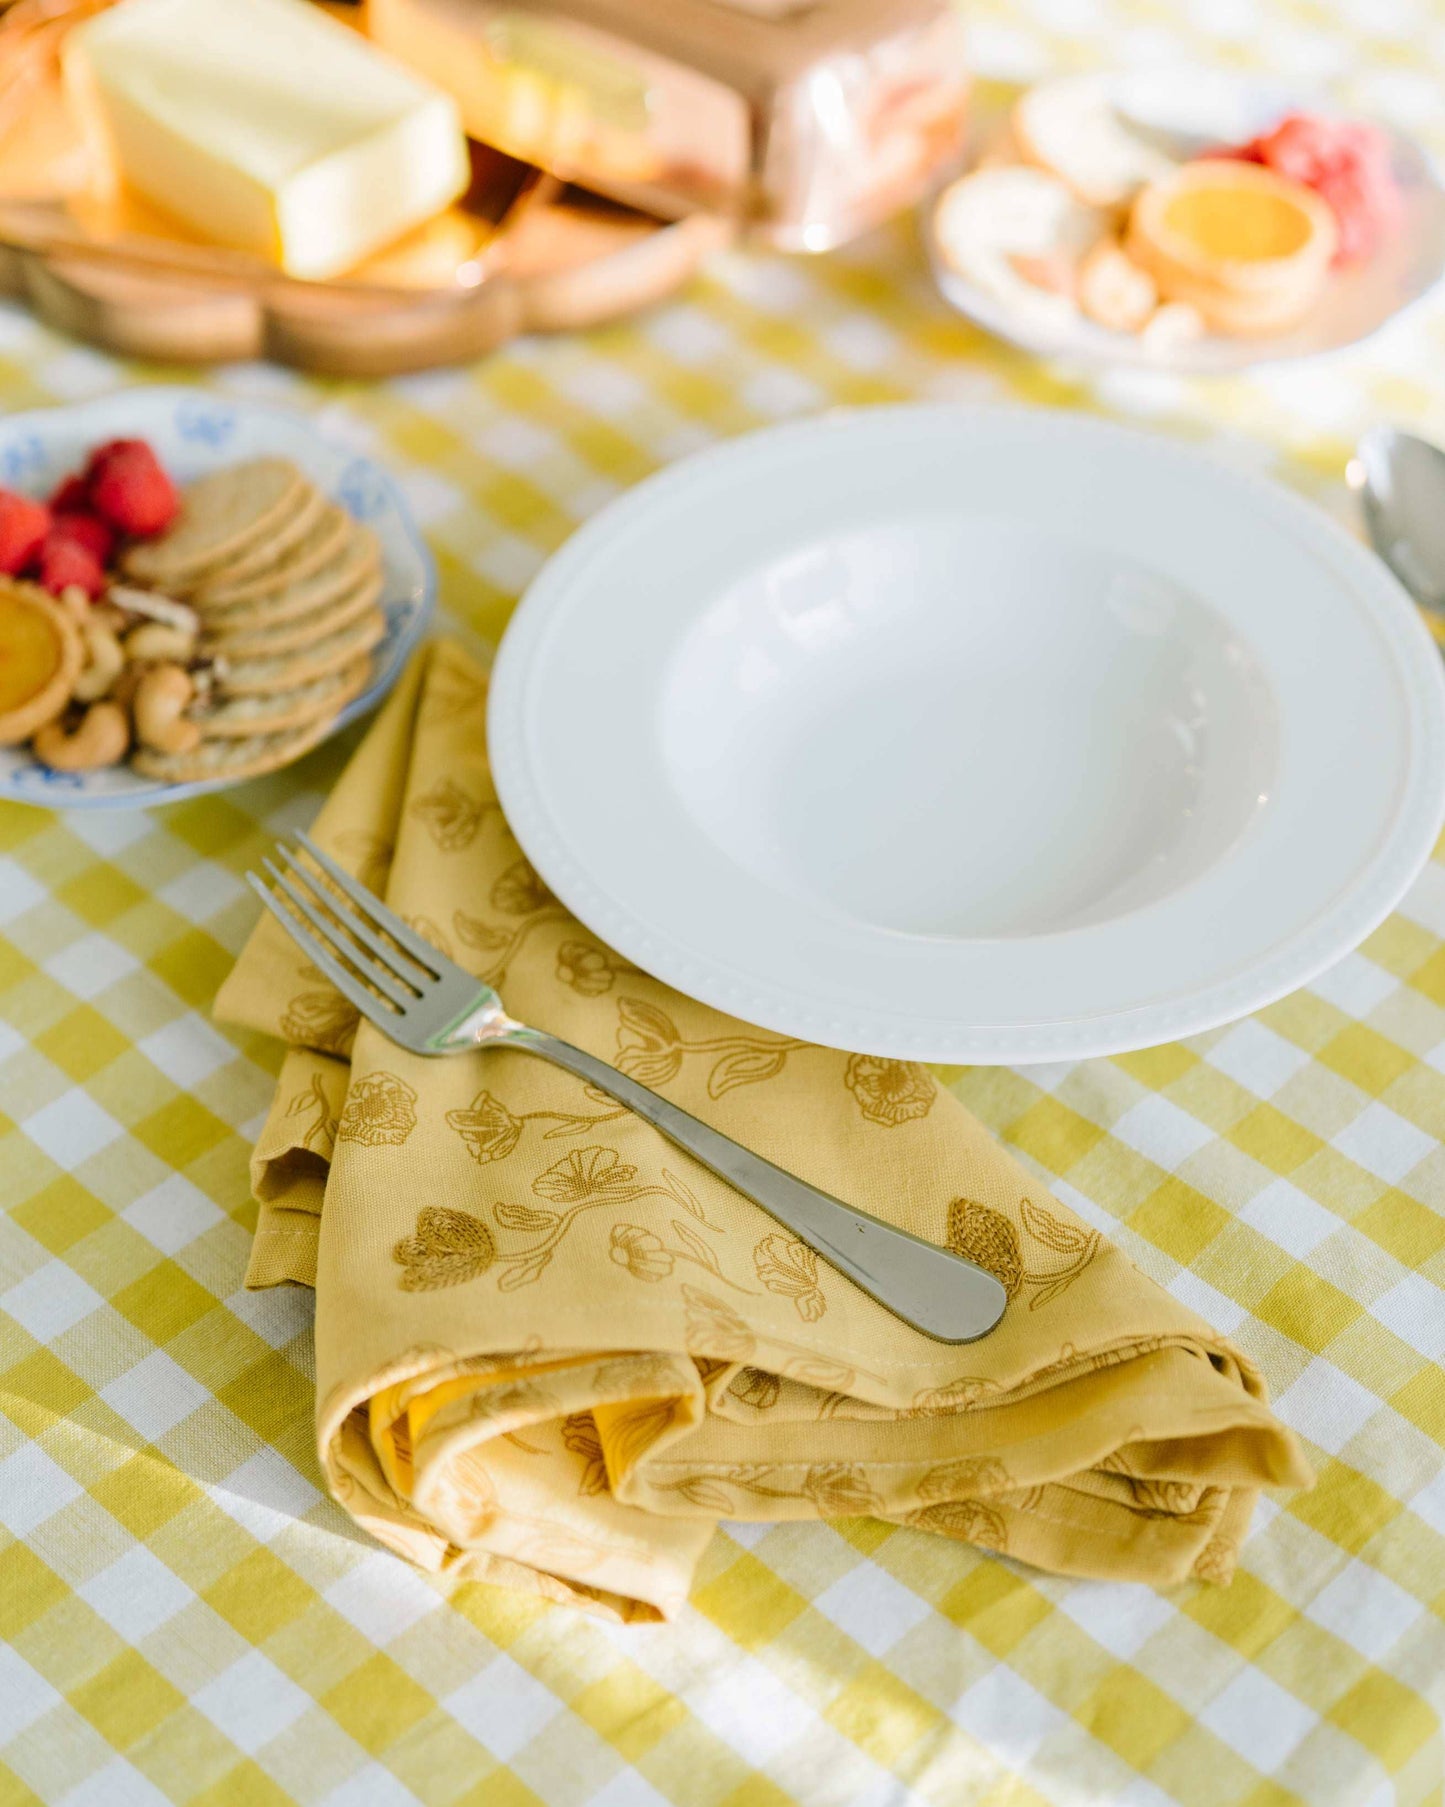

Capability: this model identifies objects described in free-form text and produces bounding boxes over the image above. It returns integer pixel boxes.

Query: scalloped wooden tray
[0,0,730,375]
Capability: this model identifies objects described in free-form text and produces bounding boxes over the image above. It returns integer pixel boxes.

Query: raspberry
[48,473,91,514]
[51,511,115,565]
[81,438,131,479]
[0,489,51,575]
[86,439,178,537]
[36,531,106,598]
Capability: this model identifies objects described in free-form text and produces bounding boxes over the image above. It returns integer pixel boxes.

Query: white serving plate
[489,406,1445,1064]
[0,387,433,810]
[926,67,1445,375]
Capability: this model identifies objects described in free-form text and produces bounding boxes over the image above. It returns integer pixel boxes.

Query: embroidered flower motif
[592,1353,680,1396]
[946,1200,1023,1297]
[905,1375,1001,1416]
[844,1055,936,1126]
[614,999,799,1095]
[753,1234,826,1322]
[465,1379,557,1427]
[610,1224,675,1281]
[556,941,616,997]
[917,1457,1011,1500]
[682,1285,755,1363]
[403,914,455,962]
[532,1146,641,1204]
[338,1071,417,1146]
[615,999,684,1089]
[280,989,358,1056]
[605,1398,678,1474]
[428,660,488,723]
[409,777,486,850]
[905,1499,1007,1551]
[1191,1537,1237,1585]
[1015,1197,1101,1309]
[331,829,393,893]
[801,1462,881,1517]
[561,1412,608,1495]
[947,1197,1099,1310]
[1130,1477,1202,1517]
[285,1071,338,1152]
[491,858,553,916]
[728,1368,781,1412]
[446,1089,524,1164]
[394,1206,496,1289]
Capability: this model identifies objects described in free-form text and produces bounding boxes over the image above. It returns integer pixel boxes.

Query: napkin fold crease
[216,640,1311,1621]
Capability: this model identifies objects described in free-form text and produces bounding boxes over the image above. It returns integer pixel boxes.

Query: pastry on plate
[1127,158,1337,335]
[932,166,1103,330]
[1013,73,1175,208]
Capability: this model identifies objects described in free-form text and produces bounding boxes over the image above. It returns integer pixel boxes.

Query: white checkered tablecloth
[3,1,1445,1802]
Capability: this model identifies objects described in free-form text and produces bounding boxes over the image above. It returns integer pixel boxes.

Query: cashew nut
[134,663,201,754]
[107,585,198,635]
[32,702,130,771]
[110,662,144,710]
[124,621,197,665]
[55,584,91,626]
[90,601,128,636]
[72,618,126,702]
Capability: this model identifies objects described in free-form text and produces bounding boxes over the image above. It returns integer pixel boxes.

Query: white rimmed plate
[489,407,1445,1064]
[925,67,1445,375]
[0,386,434,810]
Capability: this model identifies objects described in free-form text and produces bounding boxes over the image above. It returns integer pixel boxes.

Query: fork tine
[247,874,401,1025]
[293,832,447,975]
[272,843,433,988]
[260,859,414,1011]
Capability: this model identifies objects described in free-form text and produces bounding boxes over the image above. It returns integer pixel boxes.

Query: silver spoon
[1349,426,1445,616]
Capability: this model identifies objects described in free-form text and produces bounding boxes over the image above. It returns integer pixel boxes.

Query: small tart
[1126,159,1337,335]
[0,580,82,745]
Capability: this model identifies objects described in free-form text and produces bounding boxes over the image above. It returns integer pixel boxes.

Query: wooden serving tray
[0,0,730,375]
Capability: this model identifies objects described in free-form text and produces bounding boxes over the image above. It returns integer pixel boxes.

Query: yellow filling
[1163,185,1313,261]
[0,598,62,715]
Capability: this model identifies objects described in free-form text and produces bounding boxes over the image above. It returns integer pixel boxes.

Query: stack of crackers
[128,456,385,782]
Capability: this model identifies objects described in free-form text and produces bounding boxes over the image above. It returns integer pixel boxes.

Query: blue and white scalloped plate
[0,387,434,811]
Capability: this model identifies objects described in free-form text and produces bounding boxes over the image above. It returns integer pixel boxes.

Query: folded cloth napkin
[216,639,1312,1621]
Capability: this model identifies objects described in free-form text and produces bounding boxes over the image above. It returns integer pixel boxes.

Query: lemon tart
[0,580,82,744]
[1126,159,1337,336]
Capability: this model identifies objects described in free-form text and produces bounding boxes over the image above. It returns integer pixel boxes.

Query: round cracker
[193,503,356,608]
[213,609,386,694]
[186,482,329,591]
[202,572,383,659]
[123,458,306,587]
[196,530,380,631]
[193,655,372,739]
[132,711,338,784]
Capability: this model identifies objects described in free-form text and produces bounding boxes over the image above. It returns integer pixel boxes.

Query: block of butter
[66,0,471,280]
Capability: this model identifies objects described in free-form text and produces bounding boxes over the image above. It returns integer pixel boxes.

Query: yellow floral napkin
[216,639,1312,1621]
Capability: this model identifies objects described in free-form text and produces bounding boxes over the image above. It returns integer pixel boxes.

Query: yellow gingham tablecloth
[3,3,1445,1801]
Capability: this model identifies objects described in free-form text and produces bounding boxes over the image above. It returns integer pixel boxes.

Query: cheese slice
[66,0,470,280]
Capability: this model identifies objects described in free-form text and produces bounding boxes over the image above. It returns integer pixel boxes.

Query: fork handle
[502,1027,1008,1344]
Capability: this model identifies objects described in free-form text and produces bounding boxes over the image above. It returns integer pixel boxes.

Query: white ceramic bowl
[0,387,433,810]
[489,406,1445,1063]
[926,67,1445,375]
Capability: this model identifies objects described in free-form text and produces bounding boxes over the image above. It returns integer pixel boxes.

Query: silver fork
[247,833,1008,1344]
